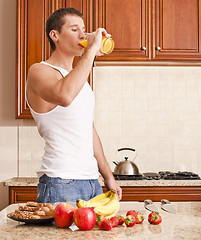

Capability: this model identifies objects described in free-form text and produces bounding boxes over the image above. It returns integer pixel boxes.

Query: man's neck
[46,50,74,72]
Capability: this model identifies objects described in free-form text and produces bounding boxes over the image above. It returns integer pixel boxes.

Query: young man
[26,8,122,203]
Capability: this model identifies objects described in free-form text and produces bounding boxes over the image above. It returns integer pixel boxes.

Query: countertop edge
[3,177,201,187]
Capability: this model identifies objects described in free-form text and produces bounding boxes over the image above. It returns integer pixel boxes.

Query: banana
[76,190,120,217]
[106,205,120,219]
[76,199,88,208]
[76,190,113,208]
[87,190,112,204]
[93,191,120,217]
[87,197,111,207]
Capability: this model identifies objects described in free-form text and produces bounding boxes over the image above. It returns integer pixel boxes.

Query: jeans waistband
[39,174,98,184]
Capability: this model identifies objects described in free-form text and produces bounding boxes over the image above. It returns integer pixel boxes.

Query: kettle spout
[113,161,118,165]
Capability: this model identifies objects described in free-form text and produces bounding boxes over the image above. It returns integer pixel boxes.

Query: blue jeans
[36,174,103,203]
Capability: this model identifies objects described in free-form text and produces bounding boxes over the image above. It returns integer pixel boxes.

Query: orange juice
[79,37,114,54]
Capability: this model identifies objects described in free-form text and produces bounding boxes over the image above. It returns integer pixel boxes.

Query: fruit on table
[148,212,162,225]
[96,214,106,227]
[116,215,125,225]
[110,216,119,227]
[126,210,144,224]
[133,212,144,224]
[77,190,112,208]
[99,218,113,231]
[73,207,96,230]
[125,215,136,227]
[93,191,119,218]
[76,190,120,218]
[54,202,75,228]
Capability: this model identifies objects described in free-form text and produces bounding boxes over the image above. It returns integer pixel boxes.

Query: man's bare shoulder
[28,62,55,79]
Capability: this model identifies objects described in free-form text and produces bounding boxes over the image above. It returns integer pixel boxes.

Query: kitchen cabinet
[94,0,151,61]
[95,0,201,61]
[9,186,37,204]
[8,185,201,204]
[17,0,93,118]
[17,0,201,118]
[152,0,201,61]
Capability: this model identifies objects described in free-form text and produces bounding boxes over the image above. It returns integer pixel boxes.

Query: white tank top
[26,61,99,179]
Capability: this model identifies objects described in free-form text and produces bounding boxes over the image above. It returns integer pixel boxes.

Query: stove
[113,171,200,180]
[158,171,200,180]
[113,174,143,180]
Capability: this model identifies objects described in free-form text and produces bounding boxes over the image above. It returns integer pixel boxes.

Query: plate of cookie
[7,201,55,224]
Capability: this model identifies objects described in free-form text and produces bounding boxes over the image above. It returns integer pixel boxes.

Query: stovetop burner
[113,171,200,180]
[113,174,143,180]
[159,171,201,180]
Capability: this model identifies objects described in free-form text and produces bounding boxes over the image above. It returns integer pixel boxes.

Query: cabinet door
[94,0,151,61]
[152,0,201,60]
[17,0,93,119]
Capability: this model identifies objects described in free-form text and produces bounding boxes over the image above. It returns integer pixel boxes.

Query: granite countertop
[0,202,201,240]
[4,177,201,187]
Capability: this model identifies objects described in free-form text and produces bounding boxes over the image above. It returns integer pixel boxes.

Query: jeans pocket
[50,180,76,203]
[36,183,47,203]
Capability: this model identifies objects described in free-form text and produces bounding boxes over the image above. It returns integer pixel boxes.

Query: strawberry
[134,212,144,224]
[126,210,136,216]
[96,215,106,227]
[125,215,136,227]
[99,219,113,231]
[110,216,119,227]
[116,215,125,225]
[148,212,162,225]
[126,210,144,224]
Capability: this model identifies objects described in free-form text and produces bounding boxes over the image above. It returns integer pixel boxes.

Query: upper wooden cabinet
[152,0,201,60]
[17,0,93,118]
[17,0,201,118]
[94,0,151,61]
[94,0,201,61]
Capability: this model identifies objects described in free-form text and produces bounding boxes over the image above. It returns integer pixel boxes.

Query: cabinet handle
[141,46,146,50]
[156,46,161,50]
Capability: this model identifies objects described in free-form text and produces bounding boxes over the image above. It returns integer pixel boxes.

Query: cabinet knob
[156,46,161,51]
[141,46,146,50]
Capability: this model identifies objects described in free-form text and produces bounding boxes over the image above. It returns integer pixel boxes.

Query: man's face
[56,15,86,56]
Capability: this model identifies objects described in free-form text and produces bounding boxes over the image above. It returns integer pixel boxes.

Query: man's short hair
[46,7,83,51]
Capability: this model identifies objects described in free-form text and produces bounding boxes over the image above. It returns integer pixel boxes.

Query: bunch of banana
[76,190,120,218]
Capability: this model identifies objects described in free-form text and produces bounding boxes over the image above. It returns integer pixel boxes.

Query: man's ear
[49,30,59,43]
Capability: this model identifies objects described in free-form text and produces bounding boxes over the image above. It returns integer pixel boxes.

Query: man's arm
[27,28,109,107]
[93,124,122,200]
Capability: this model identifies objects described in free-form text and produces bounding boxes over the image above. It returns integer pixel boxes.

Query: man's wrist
[102,172,115,182]
[86,45,98,56]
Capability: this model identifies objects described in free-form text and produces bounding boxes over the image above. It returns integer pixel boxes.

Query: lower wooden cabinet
[9,186,201,204]
[9,187,37,204]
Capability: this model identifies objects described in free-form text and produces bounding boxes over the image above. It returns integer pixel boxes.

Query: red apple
[73,207,96,231]
[54,203,75,228]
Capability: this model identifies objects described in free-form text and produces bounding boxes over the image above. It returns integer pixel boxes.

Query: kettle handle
[118,148,135,152]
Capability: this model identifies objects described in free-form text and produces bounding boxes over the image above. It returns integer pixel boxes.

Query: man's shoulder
[28,62,56,80]
[29,62,47,73]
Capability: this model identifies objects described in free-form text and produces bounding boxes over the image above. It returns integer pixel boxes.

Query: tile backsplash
[18,66,201,177]
[93,66,201,176]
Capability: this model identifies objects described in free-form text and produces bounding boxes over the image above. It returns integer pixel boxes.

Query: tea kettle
[113,148,140,175]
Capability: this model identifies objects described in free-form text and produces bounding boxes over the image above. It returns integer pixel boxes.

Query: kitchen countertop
[4,177,201,187]
[0,202,201,240]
